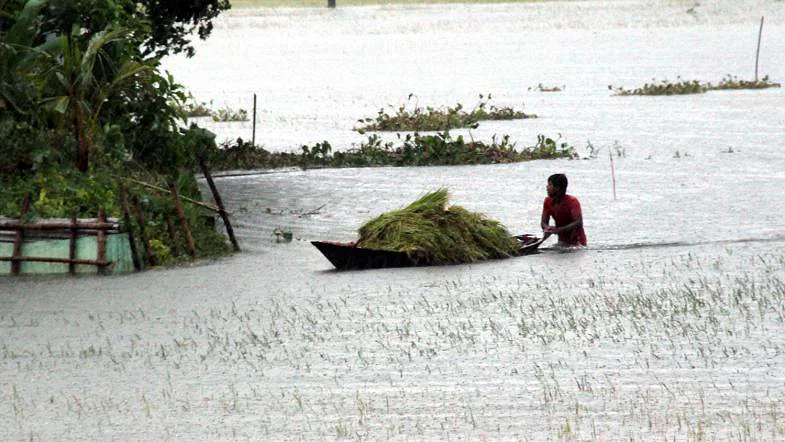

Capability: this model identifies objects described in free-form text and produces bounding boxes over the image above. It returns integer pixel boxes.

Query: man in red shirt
[540,173,587,247]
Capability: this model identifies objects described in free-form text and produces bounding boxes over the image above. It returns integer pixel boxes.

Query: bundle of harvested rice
[357,189,518,264]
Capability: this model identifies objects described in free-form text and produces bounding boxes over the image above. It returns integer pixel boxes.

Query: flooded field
[2,0,785,440]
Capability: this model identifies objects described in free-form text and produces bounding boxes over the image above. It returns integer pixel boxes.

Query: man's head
[547,173,568,198]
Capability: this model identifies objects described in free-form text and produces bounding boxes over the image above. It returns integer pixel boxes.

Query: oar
[537,232,553,247]
[518,232,552,254]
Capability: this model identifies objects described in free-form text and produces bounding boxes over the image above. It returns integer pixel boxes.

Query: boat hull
[311,234,545,270]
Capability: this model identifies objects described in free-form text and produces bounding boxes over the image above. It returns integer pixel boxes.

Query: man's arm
[554,215,582,234]
[541,200,552,231]
[541,211,551,231]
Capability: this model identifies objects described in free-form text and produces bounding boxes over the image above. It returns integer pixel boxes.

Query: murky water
[3,1,785,440]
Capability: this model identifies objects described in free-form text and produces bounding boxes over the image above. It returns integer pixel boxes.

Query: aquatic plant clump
[610,75,780,96]
[609,79,707,96]
[711,74,781,91]
[206,133,578,171]
[356,189,518,264]
[355,94,536,133]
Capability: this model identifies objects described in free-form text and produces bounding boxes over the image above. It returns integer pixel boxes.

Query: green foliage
[357,189,518,264]
[2,0,231,58]
[711,74,780,91]
[178,96,250,122]
[40,25,154,171]
[137,0,231,58]
[181,94,214,118]
[147,239,172,263]
[610,78,707,96]
[211,106,249,122]
[0,166,120,218]
[0,118,62,176]
[0,0,235,271]
[207,133,577,171]
[134,185,230,266]
[203,138,301,170]
[610,75,780,96]
[355,93,535,133]
[530,83,564,92]
[0,0,58,117]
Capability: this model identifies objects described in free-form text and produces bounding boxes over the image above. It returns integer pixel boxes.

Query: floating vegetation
[529,83,564,92]
[609,78,706,96]
[179,94,249,121]
[354,93,536,133]
[610,75,780,96]
[356,188,518,264]
[212,106,249,122]
[181,94,214,118]
[206,133,578,171]
[712,74,781,90]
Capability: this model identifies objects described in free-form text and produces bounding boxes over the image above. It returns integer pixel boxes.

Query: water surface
[3,1,785,439]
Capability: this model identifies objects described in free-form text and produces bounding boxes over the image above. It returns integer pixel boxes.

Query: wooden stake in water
[755,16,764,82]
[252,93,257,147]
[609,149,617,200]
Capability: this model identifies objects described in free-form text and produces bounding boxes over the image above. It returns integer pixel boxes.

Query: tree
[0,0,62,175]
[2,0,231,59]
[138,0,231,58]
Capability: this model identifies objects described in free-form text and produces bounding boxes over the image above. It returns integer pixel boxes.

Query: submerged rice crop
[3,247,785,440]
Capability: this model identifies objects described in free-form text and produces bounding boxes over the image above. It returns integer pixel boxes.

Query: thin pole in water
[252,93,257,146]
[609,149,617,201]
[755,16,764,82]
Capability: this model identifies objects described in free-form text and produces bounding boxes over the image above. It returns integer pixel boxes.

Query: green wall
[0,234,135,275]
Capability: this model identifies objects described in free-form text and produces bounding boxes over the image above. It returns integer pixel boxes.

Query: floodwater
[3,0,785,439]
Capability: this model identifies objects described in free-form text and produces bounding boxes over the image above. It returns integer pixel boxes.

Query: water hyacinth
[357,189,518,264]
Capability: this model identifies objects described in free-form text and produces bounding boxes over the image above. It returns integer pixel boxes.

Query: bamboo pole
[0,256,110,266]
[755,16,764,82]
[10,194,31,276]
[252,93,257,147]
[609,149,617,201]
[168,181,198,258]
[0,221,117,231]
[125,177,219,213]
[165,215,182,257]
[69,215,77,274]
[96,209,107,275]
[199,157,241,252]
[131,195,156,267]
[118,185,141,271]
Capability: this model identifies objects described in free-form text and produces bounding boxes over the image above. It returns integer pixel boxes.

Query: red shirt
[542,194,587,246]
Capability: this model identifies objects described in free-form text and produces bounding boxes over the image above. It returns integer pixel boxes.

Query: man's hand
[543,225,559,234]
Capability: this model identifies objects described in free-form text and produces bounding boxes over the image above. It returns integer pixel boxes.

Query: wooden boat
[311,234,547,270]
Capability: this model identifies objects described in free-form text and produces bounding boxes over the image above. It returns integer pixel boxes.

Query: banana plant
[41,25,152,172]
